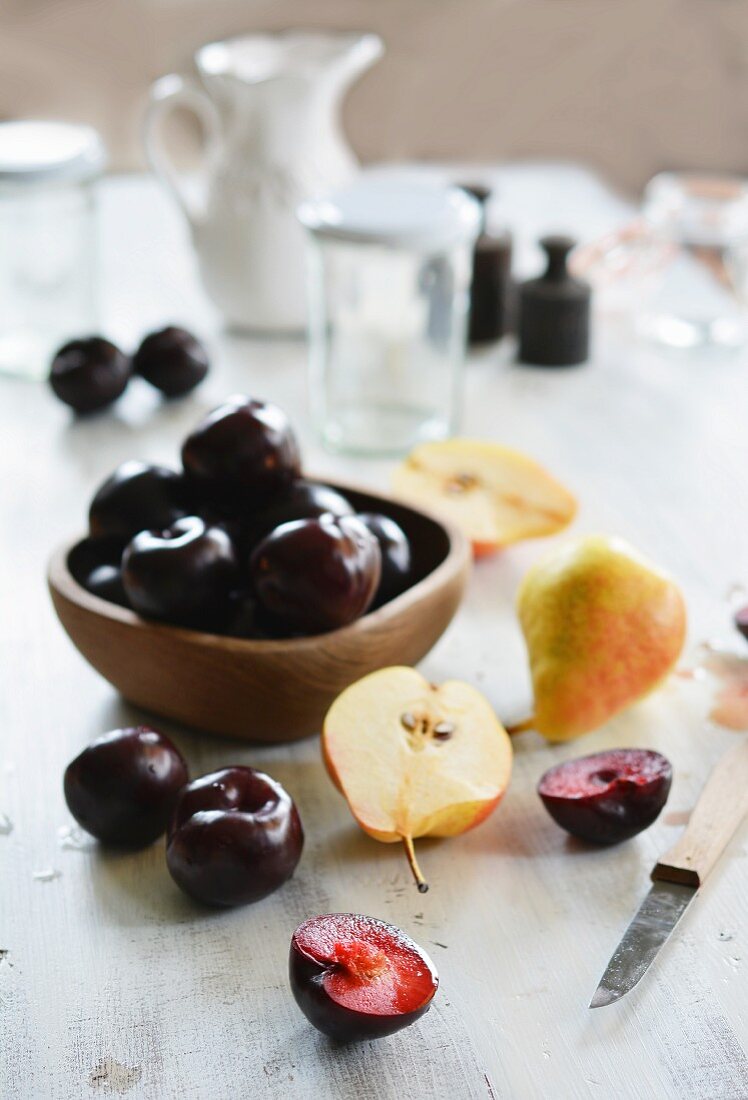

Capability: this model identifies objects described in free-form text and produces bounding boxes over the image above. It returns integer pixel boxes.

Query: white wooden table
[3,165,748,1100]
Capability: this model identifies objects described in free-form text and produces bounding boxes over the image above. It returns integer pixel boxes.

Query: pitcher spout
[328,32,384,90]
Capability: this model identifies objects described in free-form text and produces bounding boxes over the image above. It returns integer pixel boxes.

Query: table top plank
[2,166,747,1100]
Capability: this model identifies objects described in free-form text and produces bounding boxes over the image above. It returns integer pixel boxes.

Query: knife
[590,738,748,1008]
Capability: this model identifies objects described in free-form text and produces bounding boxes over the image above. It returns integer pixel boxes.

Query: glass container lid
[298,176,481,250]
[0,121,106,185]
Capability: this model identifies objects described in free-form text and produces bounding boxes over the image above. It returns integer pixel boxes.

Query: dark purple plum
[250,515,381,635]
[89,460,189,541]
[122,516,238,629]
[84,563,130,608]
[63,727,188,847]
[166,766,303,906]
[358,513,412,607]
[181,396,301,510]
[68,536,127,586]
[49,337,131,413]
[133,326,209,397]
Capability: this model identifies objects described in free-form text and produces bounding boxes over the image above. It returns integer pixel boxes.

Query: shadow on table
[268,1008,492,1099]
[54,376,210,458]
[91,693,261,774]
[89,840,196,926]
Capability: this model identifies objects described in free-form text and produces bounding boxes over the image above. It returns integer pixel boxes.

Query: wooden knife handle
[652,739,748,888]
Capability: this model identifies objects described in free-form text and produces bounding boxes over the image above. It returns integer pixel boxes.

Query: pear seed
[433,722,455,740]
[445,473,479,494]
[400,712,417,731]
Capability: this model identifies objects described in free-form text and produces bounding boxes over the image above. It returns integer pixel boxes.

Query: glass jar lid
[0,120,106,185]
[644,172,748,246]
[298,177,481,250]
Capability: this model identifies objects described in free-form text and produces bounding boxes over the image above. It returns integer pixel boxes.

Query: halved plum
[290,913,438,1042]
[537,748,672,844]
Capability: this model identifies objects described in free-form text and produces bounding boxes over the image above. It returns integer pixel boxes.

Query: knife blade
[589,880,694,1007]
[590,739,748,1009]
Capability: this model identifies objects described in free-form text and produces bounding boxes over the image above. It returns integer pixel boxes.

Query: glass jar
[298,179,480,455]
[0,121,106,379]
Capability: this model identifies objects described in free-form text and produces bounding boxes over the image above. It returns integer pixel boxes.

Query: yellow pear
[322,666,512,890]
[516,535,687,741]
[391,438,577,557]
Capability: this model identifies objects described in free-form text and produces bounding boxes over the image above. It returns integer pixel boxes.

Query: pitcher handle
[143,73,222,225]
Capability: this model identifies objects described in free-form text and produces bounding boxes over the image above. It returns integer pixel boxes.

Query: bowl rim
[47,481,471,654]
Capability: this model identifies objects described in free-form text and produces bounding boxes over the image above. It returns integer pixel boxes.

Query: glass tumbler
[299,179,480,455]
[0,121,106,379]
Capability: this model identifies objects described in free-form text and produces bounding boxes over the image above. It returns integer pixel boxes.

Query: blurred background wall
[1,0,747,194]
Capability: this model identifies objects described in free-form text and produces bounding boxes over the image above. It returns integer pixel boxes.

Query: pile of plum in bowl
[49,396,470,741]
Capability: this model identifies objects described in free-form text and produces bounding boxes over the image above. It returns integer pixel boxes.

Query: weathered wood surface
[2,167,747,1099]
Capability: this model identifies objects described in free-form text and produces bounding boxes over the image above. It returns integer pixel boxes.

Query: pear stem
[506,716,535,736]
[402,835,429,893]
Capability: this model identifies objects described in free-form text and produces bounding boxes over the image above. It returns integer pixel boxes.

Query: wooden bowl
[48,485,470,742]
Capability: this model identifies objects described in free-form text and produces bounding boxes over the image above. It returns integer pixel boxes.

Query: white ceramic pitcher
[144,31,383,332]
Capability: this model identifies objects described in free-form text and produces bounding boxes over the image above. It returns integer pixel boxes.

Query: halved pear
[391,438,577,556]
[322,666,512,891]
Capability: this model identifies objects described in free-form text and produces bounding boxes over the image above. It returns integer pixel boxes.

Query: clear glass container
[0,121,106,379]
[573,173,748,350]
[299,179,480,455]
[638,173,748,349]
